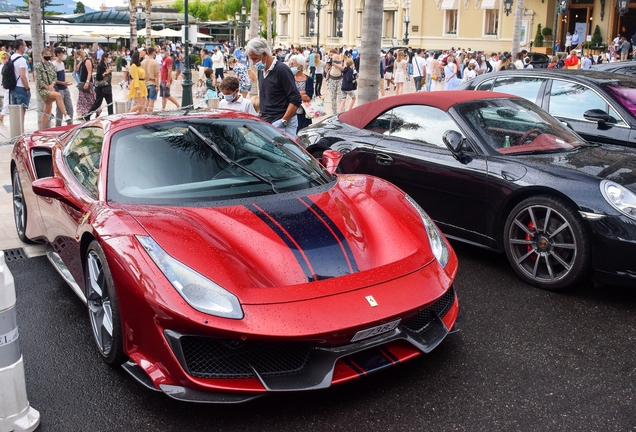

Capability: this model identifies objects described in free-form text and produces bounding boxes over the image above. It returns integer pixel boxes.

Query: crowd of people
[0,31,634,138]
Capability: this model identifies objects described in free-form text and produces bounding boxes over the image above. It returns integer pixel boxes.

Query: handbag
[303,97,326,119]
[431,74,438,81]
[77,82,92,91]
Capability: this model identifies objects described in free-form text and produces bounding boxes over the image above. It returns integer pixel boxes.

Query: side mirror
[32,177,82,209]
[443,130,465,157]
[584,108,611,126]
[321,149,343,175]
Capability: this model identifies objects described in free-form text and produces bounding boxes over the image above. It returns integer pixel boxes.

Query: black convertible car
[457,70,636,148]
[299,92,636,290]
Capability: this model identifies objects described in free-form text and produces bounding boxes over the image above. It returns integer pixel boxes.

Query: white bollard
[0,251,40,432]
[8,105,24,139]
[114,101,127,114]
[207,98,219,109]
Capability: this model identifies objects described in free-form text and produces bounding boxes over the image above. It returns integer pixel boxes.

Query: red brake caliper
[527,221,536,261]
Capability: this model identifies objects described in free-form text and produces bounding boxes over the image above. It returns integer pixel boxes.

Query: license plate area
[350,318,401,343]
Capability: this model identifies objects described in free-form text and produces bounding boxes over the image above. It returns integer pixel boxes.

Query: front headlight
[404,195,450,268]
[600,180,636,221]
[137,236,243,319]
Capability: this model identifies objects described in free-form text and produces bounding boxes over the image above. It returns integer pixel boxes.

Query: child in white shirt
[218,76,257,115]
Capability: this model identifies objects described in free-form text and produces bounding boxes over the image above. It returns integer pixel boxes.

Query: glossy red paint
[10,111,461,400]
[338,91,520,130]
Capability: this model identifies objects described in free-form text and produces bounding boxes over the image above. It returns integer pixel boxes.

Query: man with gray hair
[246,38,301,136]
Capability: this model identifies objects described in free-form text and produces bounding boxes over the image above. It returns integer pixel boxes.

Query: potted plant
[534,24,544,48]
[542,26,553,46]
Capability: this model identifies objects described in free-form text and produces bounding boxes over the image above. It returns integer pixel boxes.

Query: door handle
[375,154,393,166]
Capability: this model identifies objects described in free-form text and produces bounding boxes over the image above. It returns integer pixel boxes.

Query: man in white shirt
[212,46,225,81]
[411,49,427,92]
[9,39,30,128]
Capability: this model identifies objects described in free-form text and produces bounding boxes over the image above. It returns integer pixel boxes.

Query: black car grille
[402,286,456,334]
[180,337,314,379]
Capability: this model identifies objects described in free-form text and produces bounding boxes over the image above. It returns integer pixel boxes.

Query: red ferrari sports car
[11,110,461,402]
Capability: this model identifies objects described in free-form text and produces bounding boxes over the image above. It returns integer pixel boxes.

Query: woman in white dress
[444,56,461,91]
[394,50,408,95]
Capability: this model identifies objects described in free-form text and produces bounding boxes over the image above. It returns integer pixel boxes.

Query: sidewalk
[0,70,417,257]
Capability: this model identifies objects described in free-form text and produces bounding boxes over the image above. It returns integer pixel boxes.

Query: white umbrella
[153,28,182,38]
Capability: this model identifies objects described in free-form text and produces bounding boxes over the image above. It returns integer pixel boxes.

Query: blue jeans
[146,85,157,101]
[10,87,30,109]
[426,75,432,92]
[407,63,413,79]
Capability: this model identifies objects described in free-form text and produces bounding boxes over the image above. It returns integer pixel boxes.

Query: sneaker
[63,114,72,123]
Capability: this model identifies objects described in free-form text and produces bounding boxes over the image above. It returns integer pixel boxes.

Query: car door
[545,79,633,146]
[367,104,492,246]
[40,126,104,286]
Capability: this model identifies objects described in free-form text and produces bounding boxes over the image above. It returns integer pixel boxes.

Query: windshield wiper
[187,126,280,194]
[242,123,331,182]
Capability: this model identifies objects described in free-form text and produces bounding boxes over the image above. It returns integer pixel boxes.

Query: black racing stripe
[256,198,355,280]
[380,346,400,365]
[343,358,366,376]
[298,196,359,273]
[348,347,394,374]
[247,204,316,282]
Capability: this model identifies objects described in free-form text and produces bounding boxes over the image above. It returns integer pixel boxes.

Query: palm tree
[130,0,138,49]
[249,0,259,40]
[511,0,524,56]
[358,0,382,105]
[266,0,272,45]
[146,0,152,47]
[29,0,42,62]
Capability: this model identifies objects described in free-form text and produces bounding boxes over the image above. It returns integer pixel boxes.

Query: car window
[492,76,546,104]
[364,109,397,135]
[548,80,626,126]
[107,119,331,204]
[64,126,103,198]
[476,78,495,91]
[602,82,636,118]
[387,105,460,148]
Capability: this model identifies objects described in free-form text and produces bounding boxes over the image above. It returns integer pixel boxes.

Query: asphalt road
[9,242,636,431]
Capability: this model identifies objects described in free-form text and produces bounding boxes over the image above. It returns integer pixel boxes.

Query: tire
[12,170,34,244]
[503,195,591,290]
[85,241,126,366]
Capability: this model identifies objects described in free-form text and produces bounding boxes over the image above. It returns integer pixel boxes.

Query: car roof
[461,69,636,87]
[338,91,519,129]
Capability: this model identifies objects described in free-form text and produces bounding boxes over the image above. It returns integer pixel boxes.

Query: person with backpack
[338,58,357,113]
[0,52,9,122]
[4,39,30,129]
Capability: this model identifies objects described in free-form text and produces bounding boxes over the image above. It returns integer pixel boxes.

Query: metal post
[8,105,24,138]
[181,0,193,109]
[0,251,40,432]
[316,1,322,50]
[553,5,560,54]
[114,101,128,114]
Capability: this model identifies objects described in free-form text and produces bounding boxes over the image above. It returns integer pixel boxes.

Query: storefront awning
[441,0,459,9]
[481,0,500,9]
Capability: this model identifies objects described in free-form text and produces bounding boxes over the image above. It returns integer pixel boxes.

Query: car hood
[517,144,636,191]
[121,175,437,304]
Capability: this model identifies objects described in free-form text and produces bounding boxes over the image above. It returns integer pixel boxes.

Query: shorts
[160,82,171,97]
[146,84,158,101]
[341,89,356,99]
[10,87,30,109]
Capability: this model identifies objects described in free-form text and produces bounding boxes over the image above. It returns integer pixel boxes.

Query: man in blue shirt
[201,49,213,70]
[233,47,241,59]
[351,46,359,60]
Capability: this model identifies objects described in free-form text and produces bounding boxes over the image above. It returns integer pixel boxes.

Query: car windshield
[107,118,332,204]
[456,98,586,155]
[602,82,636,118]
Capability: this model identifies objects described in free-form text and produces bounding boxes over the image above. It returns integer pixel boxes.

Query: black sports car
[457,70,636,148]
[299,91,636,290]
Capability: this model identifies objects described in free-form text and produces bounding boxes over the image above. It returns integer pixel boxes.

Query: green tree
[591,25,603,46]
[74,1,85,14]
[533,24,544,48]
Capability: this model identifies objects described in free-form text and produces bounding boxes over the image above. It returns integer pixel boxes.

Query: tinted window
[388,105,460,148]
[492,76,546,103]
[64,127,103,198]
[476,78,495,91]
[549,80,626,125]
[364,110,397,135]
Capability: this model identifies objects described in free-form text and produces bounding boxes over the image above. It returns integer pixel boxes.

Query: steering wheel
[516,128,541,146]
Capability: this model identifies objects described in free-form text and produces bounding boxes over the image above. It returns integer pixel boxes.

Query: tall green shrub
[534,24,544,48]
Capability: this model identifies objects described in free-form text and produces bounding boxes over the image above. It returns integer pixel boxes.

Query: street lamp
[503,0,513,16]
[234,4,248,47]
[314,0,327,50]
[181,0,193,108]
[402,14,410,45]
[553,0,569,53]
[617,0,630,15]
[258,19,263,37]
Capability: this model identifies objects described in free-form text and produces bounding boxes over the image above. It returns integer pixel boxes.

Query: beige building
[275,0,635,53]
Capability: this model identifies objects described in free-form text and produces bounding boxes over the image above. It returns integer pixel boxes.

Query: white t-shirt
[412,56,426,77]
[11,54,27,88]
[212,51,225,69]
[218,95,257,115]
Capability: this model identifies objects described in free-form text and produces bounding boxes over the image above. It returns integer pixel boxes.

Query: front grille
[180,337,314,379]
[402,286,456,334]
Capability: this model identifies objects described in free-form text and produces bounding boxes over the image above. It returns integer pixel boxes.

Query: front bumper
[123,291,462,403]
[587,214,636,287]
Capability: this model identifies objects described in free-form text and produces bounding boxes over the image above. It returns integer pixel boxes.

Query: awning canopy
[481,0,500,9]
[153,28,182,37]
[441,0,459,9]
